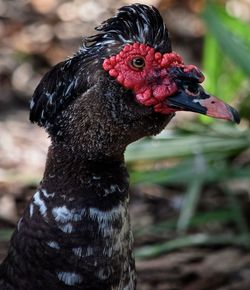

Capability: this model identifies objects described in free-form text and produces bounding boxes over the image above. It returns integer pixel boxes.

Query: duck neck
[41,144,129,208]
[38,144,135,288]
[7,143,135,289]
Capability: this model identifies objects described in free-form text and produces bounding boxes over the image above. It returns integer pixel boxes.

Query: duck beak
[165,83,240,124]
[163,65,240,124]
[164,65,240,124]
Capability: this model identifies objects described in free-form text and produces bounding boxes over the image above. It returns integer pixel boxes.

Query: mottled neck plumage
[42,145,128,206]
[0,146,136,290]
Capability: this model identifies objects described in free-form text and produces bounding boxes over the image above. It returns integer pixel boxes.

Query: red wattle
[103,43,203,113]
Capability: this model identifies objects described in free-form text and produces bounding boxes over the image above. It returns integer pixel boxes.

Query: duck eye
[131,57,145,70]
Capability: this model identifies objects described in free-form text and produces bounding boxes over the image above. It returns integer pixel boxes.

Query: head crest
[81,4,172,55]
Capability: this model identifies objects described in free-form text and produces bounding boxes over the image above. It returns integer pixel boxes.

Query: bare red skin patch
[103,43,204,114]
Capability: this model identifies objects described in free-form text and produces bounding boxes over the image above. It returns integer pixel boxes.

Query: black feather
[29,55,90,127]
[30,4,172,127]
[82,4,171,55]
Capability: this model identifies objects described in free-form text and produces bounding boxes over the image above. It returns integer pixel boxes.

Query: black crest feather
[82,4,171,55]
[30,4,172,128]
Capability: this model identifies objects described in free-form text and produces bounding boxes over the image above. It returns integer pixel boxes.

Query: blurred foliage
[126,1,250,258]
[202,1,250,122]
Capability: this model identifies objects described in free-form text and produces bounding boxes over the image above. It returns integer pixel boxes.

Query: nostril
[185,84,200,96]
[211,101,215,104]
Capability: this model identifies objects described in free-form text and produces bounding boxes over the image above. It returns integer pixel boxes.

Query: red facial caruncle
[102,43,204,114]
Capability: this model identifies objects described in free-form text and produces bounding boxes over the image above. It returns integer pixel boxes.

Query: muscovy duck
[0,4,239,290]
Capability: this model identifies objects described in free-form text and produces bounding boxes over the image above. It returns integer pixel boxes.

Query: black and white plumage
[0,3,239,290]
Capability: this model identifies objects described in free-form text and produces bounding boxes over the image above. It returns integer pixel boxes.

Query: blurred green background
[0,0,250,289]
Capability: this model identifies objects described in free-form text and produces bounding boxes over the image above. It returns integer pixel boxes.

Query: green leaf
[126,133,249,162]
[0,229,13,242]
[209,4,250,47]
[135,234,250,259]
[177,177,203,232]
[203,33,223,94]
[202,3,250,76]
[134,209,237,237]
